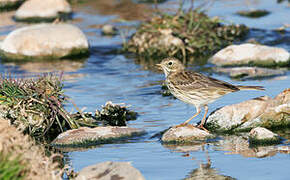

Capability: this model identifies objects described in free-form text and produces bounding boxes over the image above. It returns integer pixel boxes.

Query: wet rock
[102,24,118,36]
[210,43,290,67]
[0,0,23,11]
[213,66,285,80]
[51,126,145,147]
[0,23,89,60]
[237,9,270,18]
[249,127,281,145]
[206,89,290,132]
[76,161,145,180]
[14,0,71,22]
[161,126,214,143]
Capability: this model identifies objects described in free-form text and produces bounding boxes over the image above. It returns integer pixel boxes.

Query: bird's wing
[169,71,239,92]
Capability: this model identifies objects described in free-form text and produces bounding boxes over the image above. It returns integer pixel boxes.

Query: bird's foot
[197,125,209,132]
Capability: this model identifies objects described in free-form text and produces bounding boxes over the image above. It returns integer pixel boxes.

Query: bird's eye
[168,61,173,66]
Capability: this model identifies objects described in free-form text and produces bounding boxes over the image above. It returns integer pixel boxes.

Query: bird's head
[156,57,185,77]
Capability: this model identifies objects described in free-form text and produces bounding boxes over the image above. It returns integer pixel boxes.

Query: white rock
[14,0,71,20]
[76,161,145,180]
[0,23,89,60]
[249,127,279,140]
[210,43,290,66]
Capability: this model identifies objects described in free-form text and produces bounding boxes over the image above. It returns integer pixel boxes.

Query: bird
[156,57,264,132]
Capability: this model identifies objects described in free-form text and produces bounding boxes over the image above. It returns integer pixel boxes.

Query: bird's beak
[156,64,162,70]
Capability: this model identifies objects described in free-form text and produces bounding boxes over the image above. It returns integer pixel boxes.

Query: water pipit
[157,57,264,131]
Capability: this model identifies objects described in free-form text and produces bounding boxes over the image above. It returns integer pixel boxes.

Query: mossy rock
[249,127,282,146]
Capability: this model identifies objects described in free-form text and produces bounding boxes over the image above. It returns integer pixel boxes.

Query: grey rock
[210,43,290,67]
[161,125,214,143]
[14,0,71,21]
[206,88,290,132]
[76,161,145,180]
[51,126,145,146]
[213,66,285,79]
[0,23,89,60]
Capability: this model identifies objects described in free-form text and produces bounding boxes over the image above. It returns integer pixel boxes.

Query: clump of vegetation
[0,120,62,180]
[237,9,270,18]
[0,74,138,141]
[73,101,138,127]
[0,74,79,141]
[95,101,138,126]
[124,9,248,62]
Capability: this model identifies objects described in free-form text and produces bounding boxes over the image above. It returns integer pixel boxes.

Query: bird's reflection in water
[184,150,236,180]
[163,143,236,180]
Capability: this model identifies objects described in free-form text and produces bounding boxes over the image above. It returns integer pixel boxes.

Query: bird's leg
[175,107,201,128]
[197,105,209,132]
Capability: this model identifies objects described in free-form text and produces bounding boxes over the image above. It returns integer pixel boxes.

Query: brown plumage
[157,57,264,131]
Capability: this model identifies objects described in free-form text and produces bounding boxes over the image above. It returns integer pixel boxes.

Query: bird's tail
[237,85,265,91]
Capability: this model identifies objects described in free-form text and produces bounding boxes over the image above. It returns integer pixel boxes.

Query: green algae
[0,47,89,61]
[13,12,72,23]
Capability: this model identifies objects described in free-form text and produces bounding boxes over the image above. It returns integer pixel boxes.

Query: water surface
[0,0,289,179]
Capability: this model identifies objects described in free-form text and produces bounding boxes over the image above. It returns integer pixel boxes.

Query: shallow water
[0,0,290,179]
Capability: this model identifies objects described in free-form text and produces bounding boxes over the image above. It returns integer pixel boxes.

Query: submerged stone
[213,66,285,80]
[249,127,281,145]
[51,126,145,147]
[0,0,23,12]
[14,0,71,22]
[76,161,145,180]
[102,24,118,35]
[210,43,290,67]
[161,125,214,143]
[206,88,290,132]
[0,23,89,60]
[237,9,270,18]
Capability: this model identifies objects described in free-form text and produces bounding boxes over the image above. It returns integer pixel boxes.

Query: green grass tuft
[0,153,26,180]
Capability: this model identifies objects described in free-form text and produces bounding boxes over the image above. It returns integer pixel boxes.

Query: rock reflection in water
[215,135,281,158]
[72,0,154,21]
[4,59,86,80]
